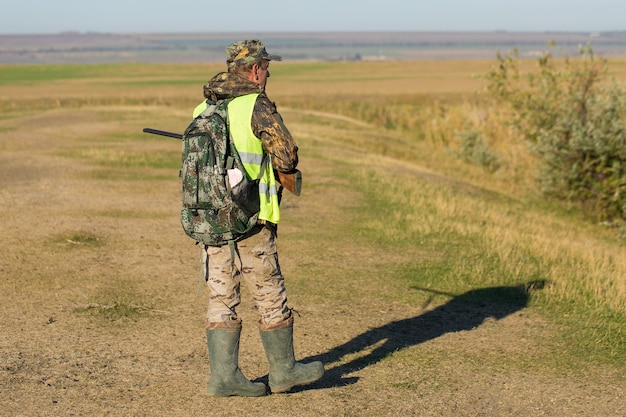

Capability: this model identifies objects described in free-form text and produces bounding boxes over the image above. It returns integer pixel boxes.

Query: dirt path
[1,107,624,417]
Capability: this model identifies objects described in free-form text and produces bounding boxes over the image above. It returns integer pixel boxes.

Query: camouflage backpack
[179,99,264,247]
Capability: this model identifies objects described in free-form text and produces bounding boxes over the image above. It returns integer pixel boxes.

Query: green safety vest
[227,94,281,224]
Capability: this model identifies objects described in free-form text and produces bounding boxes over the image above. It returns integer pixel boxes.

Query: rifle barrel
[143,128,183,140]
[142,127,301,196]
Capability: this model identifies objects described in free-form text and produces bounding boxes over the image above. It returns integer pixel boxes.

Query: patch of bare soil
[1,108,624,417]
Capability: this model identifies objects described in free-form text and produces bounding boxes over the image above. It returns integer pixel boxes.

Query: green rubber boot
[205,324,267,397]
[259,317,324,393]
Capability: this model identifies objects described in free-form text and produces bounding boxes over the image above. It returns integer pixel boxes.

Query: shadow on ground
[294,280,547,392]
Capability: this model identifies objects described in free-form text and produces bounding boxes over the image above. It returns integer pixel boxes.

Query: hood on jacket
[203,72,263,101]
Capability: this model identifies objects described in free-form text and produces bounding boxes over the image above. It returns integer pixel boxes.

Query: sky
[1,0,624,34]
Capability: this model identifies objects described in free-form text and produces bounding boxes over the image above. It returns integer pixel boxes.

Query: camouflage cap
[226,40,282,68]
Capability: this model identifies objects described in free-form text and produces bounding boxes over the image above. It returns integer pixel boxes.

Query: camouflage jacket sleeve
[251,94,298,172]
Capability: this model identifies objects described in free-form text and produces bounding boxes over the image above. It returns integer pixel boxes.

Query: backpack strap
[197,243,206,297]
[227,240,240,280]
[198,100,217,118]
[197,241,242,297]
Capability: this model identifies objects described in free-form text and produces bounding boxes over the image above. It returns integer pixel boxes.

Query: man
[197,40,324,397]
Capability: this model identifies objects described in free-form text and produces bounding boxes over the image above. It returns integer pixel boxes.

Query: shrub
[454,127,502,172]
[483,44,626,221]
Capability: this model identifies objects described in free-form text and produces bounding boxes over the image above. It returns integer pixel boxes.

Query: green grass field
[1,60,624,416]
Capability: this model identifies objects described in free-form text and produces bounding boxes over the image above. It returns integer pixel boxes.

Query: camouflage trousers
[203,226,291,328]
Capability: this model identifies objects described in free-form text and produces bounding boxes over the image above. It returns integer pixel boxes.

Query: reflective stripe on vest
[228,94,280,224]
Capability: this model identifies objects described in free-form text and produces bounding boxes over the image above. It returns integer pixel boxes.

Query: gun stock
[143,127,302,196]
[275,170,302,196]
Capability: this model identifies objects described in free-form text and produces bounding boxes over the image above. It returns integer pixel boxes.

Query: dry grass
[1,61,625,417]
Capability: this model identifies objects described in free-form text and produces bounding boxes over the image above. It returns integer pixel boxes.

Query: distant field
[3,30,626,63]
[3,58,626,114]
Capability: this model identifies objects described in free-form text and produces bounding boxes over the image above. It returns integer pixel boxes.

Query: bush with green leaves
[453,127,502,173]
[483,44,626,222]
